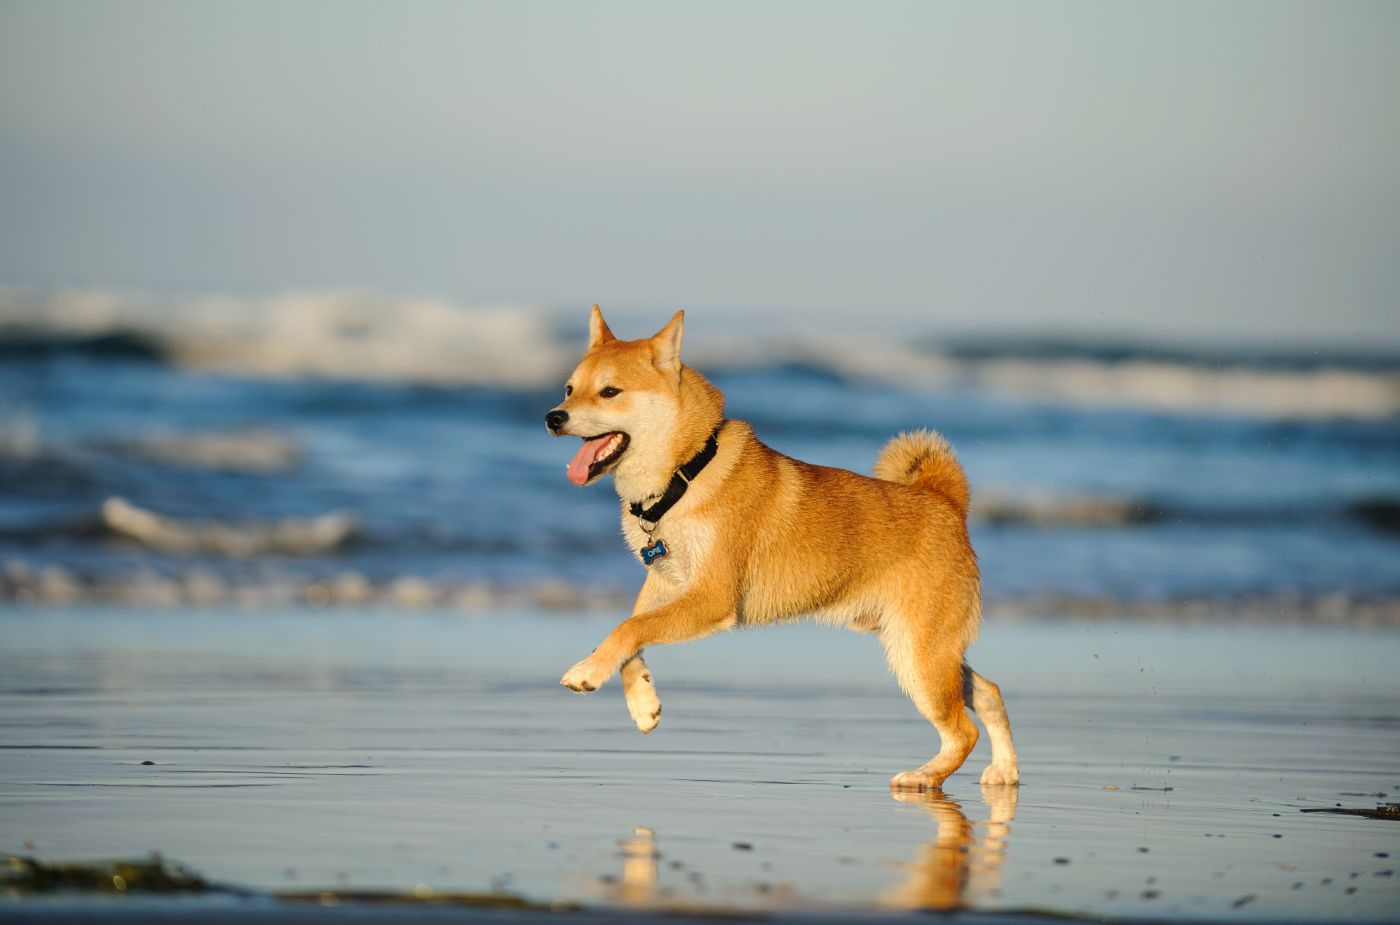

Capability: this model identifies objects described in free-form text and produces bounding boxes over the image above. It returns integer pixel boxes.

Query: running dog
[545,306,1019,790]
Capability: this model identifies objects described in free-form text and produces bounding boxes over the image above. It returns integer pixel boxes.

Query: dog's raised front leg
[560,579,736,695]
[559,573,667,730]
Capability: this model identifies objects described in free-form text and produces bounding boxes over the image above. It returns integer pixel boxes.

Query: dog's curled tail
[873,429,970,515]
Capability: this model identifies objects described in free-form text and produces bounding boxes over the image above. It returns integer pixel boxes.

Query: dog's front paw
[560,657,610,693]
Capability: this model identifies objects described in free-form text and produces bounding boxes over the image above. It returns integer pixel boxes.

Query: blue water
[1,296,1398,613]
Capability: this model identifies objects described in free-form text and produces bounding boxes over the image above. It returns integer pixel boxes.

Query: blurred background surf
[2,2,1397,623]
[2,287,1397,621]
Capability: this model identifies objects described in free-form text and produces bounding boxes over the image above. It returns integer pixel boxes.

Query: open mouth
[566,431,630,486]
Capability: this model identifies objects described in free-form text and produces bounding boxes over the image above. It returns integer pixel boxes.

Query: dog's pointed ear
[650,310,684,380]
[588,304,615,350]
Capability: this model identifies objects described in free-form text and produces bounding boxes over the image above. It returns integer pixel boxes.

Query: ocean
[2,288,1398,622]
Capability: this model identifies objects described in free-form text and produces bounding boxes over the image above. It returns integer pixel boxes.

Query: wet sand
[1,608,1397,922]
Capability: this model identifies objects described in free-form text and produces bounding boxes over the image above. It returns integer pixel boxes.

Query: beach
[3,606,1396,922]
[2,294,1398,923]
[6,2,1400,920]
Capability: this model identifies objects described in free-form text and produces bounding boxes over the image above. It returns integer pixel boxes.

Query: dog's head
[546,305,686,487]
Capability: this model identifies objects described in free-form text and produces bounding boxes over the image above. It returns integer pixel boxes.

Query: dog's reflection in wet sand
[883,784,1018,911]
[613,826,661,905]
[587,826,666,908]
[596,785,1015,911]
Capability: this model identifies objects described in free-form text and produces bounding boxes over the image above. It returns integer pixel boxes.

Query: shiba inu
[545,306,1019,790]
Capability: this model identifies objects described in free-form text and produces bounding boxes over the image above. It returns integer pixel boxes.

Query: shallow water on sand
[1,609,1397,921]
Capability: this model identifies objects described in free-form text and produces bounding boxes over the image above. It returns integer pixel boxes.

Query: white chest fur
[621,512,714,589]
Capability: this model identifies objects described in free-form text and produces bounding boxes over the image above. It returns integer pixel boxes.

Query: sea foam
[3,286,1397,419]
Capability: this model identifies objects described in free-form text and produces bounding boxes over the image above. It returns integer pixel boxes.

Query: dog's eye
[599,386,622,399]
[564,384,573,397]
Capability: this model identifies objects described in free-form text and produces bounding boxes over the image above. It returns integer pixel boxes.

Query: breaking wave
[3,286,1398,419]
[1,557,1395,626]
[0,287,570,387]
[704,332,1400,420]
[971,491,1161,527]
[4,491,1396,558]
[75,498,359,557]
[0,559,630,612]
[971,492,1400,533]
[0,419,301,475]
[98,498,358,557]
[100,430,303,473]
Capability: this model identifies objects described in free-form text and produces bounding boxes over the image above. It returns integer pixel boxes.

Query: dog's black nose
[545,409,569,432]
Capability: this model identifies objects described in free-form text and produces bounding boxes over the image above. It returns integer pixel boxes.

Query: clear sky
[1,1,1397,345]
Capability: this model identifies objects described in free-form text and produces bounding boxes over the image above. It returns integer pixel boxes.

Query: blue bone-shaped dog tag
[641,538,669,566]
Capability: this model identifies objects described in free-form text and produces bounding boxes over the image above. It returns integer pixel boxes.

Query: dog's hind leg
[620,652,661,734]
[882,596,980,792]
[964,667,1020,785]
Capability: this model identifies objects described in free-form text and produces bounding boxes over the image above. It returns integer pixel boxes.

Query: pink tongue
[567,434,615,485]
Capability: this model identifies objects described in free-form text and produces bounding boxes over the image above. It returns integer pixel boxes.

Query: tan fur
[883,785,1018,909]
[548,307,1019,790]
[873,428,970,515]
[593,788,1016,911]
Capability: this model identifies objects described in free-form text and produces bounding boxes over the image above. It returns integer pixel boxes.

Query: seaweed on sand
[1300,803,1400,821]
[2,854,560,910]
[2,854,229,895]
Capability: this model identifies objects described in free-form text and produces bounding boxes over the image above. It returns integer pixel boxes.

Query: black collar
[629,427,722,530]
